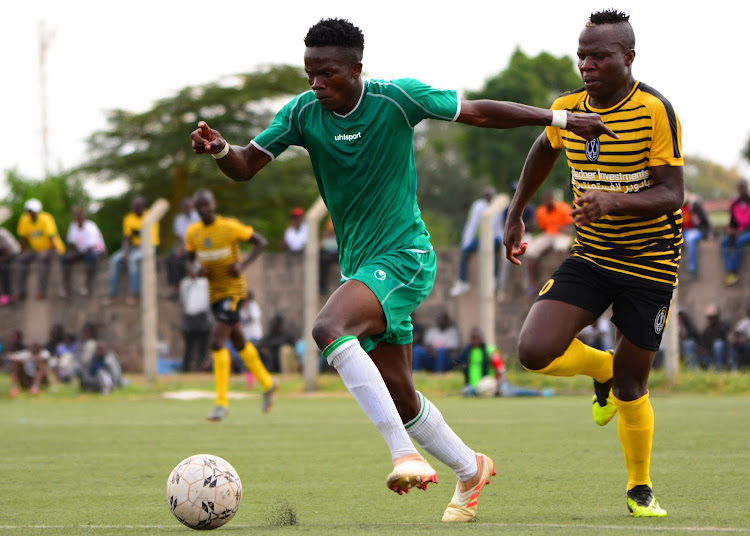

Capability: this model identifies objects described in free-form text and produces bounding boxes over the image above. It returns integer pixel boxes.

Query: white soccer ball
[166,454,242,530]
[476,376,498,397]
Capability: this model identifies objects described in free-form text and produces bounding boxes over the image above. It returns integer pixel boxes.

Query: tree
[458,48,582,202]
[82,65,317,250]
[683,156,741,201]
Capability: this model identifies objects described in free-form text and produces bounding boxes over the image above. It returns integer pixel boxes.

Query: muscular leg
[229,324,274,392]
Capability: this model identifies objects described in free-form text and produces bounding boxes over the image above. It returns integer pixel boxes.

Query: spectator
[179,274,212,372]
[239,290,263,345]
[282,207,308,253]
[449,186,501,297]
[60,207,106,298]
[8,334,50,397]
[103,196,160,305]
[166,196,200,300]
[13,198,66,301]
[77,341,123,395]
[457,327,494,394]
[728,304,750,371]
[681,192,711,281]
[496,182,535,302]
[722,178,750,287]
[257,314,297,373]
[50,332,79,383]
[411,322,431,373]
[578,315,614,353]
[0,225,21,305]
[523,189,574,296]
[45,323,66,357]
[677,308,701,368]
[319,216,339,293]
[423,311,461,373]
[695,304,730,371]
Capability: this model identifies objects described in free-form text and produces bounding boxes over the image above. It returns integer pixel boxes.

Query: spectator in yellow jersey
[103,196,159,305]
[185,189,277,421]
[14,198,65,301]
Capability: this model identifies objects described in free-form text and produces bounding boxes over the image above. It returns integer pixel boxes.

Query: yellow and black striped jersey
[546,81,684,287]
[184,216,253,303]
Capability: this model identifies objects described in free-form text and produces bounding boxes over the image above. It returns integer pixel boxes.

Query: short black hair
[587,9,635,50]
[304,18,364,63]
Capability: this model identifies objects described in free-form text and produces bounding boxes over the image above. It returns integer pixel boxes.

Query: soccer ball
[476,376,498,397]
[166,454,242,530]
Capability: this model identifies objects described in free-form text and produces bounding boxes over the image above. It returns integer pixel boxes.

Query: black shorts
[211,297,245,325]
[535,257,674,351]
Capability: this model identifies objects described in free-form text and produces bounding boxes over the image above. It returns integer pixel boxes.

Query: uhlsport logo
[374,269,386,281]
[585,138,600,161]
[334,132,362,142]
[654,307,669,334]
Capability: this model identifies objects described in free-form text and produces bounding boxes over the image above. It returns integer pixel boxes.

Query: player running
[504,9,683,517]
[185,189,278,421]
[191,18,613,521]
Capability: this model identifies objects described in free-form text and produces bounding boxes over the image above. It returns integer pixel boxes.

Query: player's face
[577,24,634,108]
[304,47,362,115]
[194,197,215,224]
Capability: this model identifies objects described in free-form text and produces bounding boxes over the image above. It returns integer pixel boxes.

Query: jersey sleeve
[648,102,683,167]
[390,79,461,125]
[184,223,197,253]
[545,98,566,150]
[251,94,307,160]
[230,219,254,242]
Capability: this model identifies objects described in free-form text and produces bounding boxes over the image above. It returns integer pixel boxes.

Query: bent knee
[517,334,567,372]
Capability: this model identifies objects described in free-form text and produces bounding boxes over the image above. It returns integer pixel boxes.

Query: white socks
[325,336,417,461]
[405,392,478,481]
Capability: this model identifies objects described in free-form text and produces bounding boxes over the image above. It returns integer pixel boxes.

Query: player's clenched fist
[191,121,226,155]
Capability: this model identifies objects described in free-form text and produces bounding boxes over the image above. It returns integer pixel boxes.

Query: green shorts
[346,248,436,353]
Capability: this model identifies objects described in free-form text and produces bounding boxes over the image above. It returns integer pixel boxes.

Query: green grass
[2,380,750,535]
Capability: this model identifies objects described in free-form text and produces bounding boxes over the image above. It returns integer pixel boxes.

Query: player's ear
[624,49,635,67]
[351,62,363,79]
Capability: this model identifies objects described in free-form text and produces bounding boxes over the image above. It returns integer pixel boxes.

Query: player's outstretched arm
[457,100,617,141]
[190,121,271,182]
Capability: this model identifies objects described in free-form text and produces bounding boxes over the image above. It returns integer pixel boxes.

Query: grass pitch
[1,384,749,535]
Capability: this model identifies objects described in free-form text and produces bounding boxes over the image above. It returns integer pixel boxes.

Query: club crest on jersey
[203,238,212,249]
[374,269,386,281]
[585,138,600,162]
[654,307,669,335]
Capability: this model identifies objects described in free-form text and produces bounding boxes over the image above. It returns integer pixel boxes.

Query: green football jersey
[252,78,460,276]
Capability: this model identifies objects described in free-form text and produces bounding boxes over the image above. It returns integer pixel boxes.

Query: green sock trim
[405,393,430,430]
[322,335,358,359]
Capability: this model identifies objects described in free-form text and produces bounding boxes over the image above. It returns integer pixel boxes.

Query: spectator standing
[239,290,263,344]
[14,198,65,301]
[179,274,212,372]
[728,305,750,371]
[523,190,574,296]
[681,193,711,281]
[166,196,200,300]
[0,225,21,305]
[449,187,501,297]
[722,178,750,286]
[103,196,159,305]
[282,207,308,253]
[695,304,730,370]
[60,207,106,297]
[423,311,461,372]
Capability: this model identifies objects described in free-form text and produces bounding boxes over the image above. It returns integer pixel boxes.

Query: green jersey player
[191,18,615,523]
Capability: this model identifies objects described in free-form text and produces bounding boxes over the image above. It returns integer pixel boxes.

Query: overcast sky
[4,0,748,193]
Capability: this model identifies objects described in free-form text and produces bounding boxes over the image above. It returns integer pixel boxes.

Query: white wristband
[212,141,230,159]
[551,109,567,129]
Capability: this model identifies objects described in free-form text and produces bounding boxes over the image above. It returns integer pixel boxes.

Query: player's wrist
[551,110,567,129]
[212,141,231,159]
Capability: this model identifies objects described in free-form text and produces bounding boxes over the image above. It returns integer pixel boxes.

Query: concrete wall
[0,239,747,371]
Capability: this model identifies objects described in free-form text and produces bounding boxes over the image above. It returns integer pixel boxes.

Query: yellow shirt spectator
[122,211,159,247]
[17,211,65,253]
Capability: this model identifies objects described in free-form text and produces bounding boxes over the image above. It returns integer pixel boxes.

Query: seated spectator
[257,314,297,373]
[7,333,50,397]
[166,196,200,300]
[681,192,711,281]
[282,207,308,254]
[449,186,502,297]
[77,342,123,394]
[50,332,79,383]
[728,304,750,371]
[179,274,212,372]
[578,315,614,352]
[721,178,750,287]
[411,322,431,373]
[60,207,106,298]
[45,323,66,357]
[0,225,21,305]
[456,327,494,395]
[13,198,66,301]
[523,190,574,296]
[103,195,160,305]
[319,216,339,293]
[677,308,700,368]
[695,304,730,370]
[422,311,460,373]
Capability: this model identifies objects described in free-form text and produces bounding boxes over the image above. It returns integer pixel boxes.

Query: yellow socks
[238,343,273,392]
[526,338,613,383]
[614,392,654,490]
[212,347,231,408]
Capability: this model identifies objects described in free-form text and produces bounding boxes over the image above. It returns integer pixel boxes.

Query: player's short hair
[194,188,214,204]
[304,18,364,63]
[587,9,635,50]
